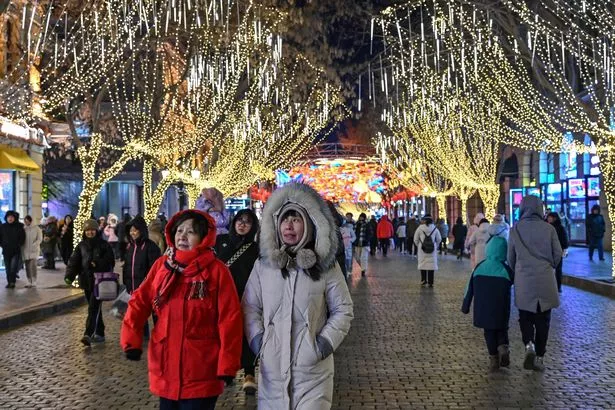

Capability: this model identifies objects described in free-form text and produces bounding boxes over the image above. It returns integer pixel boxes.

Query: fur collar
[259,183,338,271]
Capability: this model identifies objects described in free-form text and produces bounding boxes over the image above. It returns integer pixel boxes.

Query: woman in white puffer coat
[242,183,354,409]
[468,218,491,266]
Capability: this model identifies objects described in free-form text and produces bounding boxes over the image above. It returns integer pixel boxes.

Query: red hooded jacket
[376,215,394,239]
[120,210,243,400]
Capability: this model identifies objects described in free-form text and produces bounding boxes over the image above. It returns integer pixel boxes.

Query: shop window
[0,171,15,221]
[539,152,555,183]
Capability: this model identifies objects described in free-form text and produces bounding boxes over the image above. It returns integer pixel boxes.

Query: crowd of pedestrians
[0,185,611,407]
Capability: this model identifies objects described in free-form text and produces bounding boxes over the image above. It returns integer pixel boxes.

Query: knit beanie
[83,219,98,232]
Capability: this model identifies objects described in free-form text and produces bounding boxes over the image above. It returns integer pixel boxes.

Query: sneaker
[31,281,37,288]
[81,335,92,347]
[497,344,510,367]
[428,283,433,288]
[242,375,257,395]
[91,334,106,343]
[420,280,427,287]
[533,356,545,371]
[523,342,536,370]
[489,355,500,372]
[24,283,32,288]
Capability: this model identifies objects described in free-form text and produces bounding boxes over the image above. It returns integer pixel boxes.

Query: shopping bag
[93,271,119,301]
[109,286,131,319]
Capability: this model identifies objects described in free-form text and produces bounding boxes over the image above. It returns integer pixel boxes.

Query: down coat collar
[259,183,338,270]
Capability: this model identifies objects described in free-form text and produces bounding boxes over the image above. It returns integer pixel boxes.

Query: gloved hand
[64,277,73,286]
[316,335,334,360]
[125,349,142,361]
[219,376,234,387]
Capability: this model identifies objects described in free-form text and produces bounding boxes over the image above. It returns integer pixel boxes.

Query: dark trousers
[84,289,105,337]
[555,260,563,292]
[3,253,20,285]
[160,396,218,410]
[483,328,509,356]
[519,308,551,357]
[589,237,604,260]
[242,335,256,377]
[407,239,418,256]
[61,247,72,265]
[379,239,390,256]
[439,238,448,254]
[420,270,434,285]
[43,252,55,269]
[369,239,377,256]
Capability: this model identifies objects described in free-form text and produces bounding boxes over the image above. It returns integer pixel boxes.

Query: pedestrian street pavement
[1,252,615,409]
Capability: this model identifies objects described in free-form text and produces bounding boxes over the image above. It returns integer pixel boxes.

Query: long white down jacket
[242,183,354,409]
[413,223,442,271]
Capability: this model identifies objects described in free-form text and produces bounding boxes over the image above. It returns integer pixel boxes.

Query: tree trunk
[143,161,174,223]
[478,186,500,221]
[436,195,447,222]
[596,141,615,277]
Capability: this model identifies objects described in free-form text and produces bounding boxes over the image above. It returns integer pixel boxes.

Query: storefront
[509,187,541,225]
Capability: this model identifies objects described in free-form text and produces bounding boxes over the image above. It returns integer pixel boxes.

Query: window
[539,152,555,183]
[0,171,15,221]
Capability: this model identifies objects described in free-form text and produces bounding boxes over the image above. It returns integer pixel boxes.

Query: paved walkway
[1,253,614,408]
[563,247,613,281]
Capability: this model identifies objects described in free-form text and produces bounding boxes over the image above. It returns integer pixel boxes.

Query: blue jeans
[159,397,217,410]
[589,237,604,260]
[3,253,21,285]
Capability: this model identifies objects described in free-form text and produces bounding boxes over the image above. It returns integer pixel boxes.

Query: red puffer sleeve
[213,260,243,377]
[121,257,164,351]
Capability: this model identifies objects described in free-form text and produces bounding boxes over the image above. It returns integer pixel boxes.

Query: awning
[0,146,40,174]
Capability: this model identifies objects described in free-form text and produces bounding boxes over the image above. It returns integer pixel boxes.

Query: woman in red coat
[121,209,243,410]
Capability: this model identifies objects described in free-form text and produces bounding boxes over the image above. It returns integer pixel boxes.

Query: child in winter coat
[340,221,357,276]
[121,210,242,410]
[65,219,116,346]
[461,236,514,372]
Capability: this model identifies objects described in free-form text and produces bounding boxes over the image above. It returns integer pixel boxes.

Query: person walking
[488,214,510,241]
[65,219,116,346]
[147,218,167,254]
[462,236,514,372]
[354,213,373,277]
[121,210,243,409]
[436,218,449,255]
[466,213,485,267]
[468,218,491,267]
[196,187,231,235]
[41,216,59,269]
[452,217,468,260]
[1,211,25,288]
[508,195,562,371]
[376,215,394,257]
[368,215,378,256]
[413,214,442,287]
[340,220,357,275]
[215,209,260,395]
[586,204,606,261]
[547,212,569,293]
[122,216,162,338]
[22,215,42,288]
[406,216,420,258]
[395,217,407,253]
[242,183,354,410]
[104,213,120,259]
[60,215,74,265]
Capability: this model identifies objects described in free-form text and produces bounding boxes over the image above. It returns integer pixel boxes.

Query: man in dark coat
[41,216,59,269]
[65,219,116,346]
[406,216,420,257]
[122,216,161,294]
[215,209,260,394]
[586,204,606,261]
[115,213,132,261]
[1,211,26,288]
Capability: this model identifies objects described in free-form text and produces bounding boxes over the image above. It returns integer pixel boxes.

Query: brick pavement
[1,253,615,409]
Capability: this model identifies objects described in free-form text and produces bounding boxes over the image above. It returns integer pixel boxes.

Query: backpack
[421,227,438,254]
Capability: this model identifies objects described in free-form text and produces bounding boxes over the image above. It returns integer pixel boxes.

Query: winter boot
[81,335,92,347]
[242,375,257,395]
[489,355,500,372]
[523,342,536,370]
[533,356,545,372]
[497,344,510,367]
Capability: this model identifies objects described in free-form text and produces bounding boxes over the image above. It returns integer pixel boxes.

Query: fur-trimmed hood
[259,183,338,271]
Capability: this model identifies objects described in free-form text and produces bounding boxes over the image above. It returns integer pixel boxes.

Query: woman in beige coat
[22,215,42,288]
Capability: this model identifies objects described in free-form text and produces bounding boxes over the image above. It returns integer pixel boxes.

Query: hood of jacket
[379,215,390,223]
[485,236,507,262]
[127,216,149,242]
[519,195,544,221]
[259,183,337,270]
[473,213,485,226]
[164,209,216,253]
[4,210,19,223]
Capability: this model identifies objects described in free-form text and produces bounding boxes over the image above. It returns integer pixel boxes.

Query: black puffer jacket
[122,216,162,293]
[0,211,25,256]
[65,232,115,291]
[215,209,260,298]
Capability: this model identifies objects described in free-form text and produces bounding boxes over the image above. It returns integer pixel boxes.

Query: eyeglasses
[236,219,253,226]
